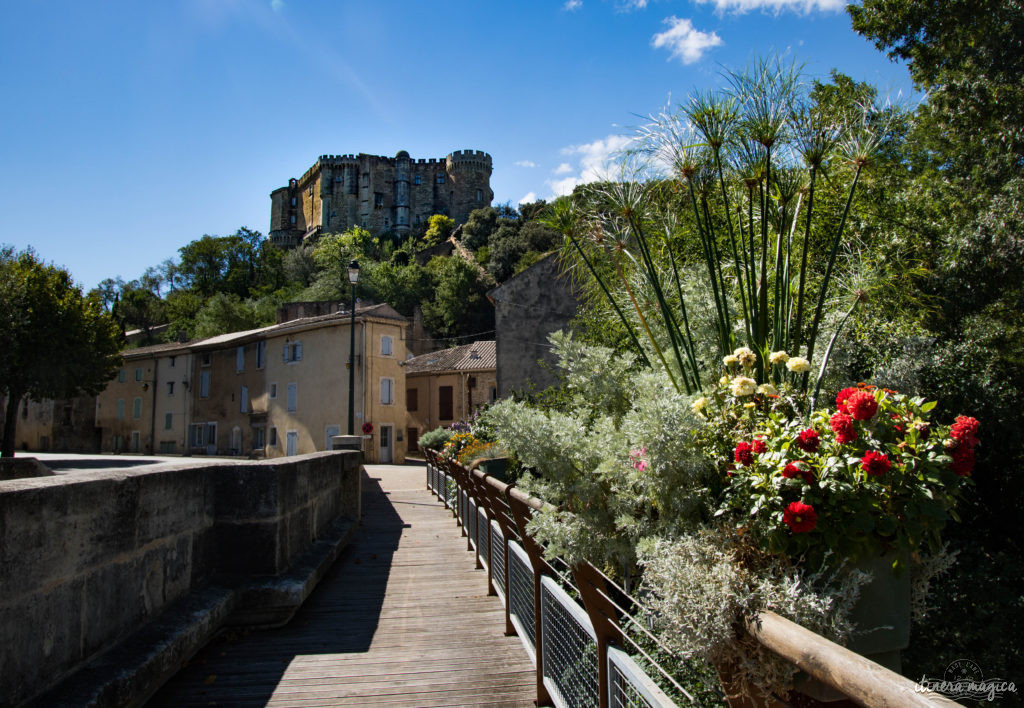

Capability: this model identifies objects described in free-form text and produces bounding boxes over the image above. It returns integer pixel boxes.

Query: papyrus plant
[550,58,891,399]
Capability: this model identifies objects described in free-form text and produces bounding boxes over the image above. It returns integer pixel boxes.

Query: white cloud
[514,160,538,168]
[651,17,722,64]
[518,192,538,205]
[546,133,634,198]
[618,0,649,10]
[563,0,583,10]
[693,0,843,13]
[270,0,286,12]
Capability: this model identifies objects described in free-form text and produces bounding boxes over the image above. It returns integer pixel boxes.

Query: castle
[269,149,493,247]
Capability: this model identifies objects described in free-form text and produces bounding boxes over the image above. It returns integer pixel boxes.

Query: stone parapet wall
[0,451,361,706]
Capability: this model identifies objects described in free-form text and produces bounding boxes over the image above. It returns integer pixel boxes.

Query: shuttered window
[439,386,453,421]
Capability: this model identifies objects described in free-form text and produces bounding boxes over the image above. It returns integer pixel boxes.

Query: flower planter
[795,551,911,702]
[475,457,509,481]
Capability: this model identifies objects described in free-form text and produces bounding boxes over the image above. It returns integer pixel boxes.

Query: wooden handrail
[748,611,962,708]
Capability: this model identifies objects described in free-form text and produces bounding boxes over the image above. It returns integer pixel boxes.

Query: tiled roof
[119,302,409,358]
[404,341,496,374]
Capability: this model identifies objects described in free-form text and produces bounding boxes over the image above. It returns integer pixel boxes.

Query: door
[205,422,217,455]
[231,426,242,455]
[325,425,340,451]
[379,424,393,463]
[286,430,298,457]
[407,427,419,452]
[130,430,140,453]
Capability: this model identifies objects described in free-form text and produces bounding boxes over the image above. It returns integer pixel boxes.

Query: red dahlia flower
[950,416,981,449]
[781,462,815,484]
[861,450,891,476]
[836,387,858,414]
[846,390,879,420]
[783,501,817,533]
[951,445,975,476]
[734,441,754,467]
[830,412,857,444]
[795,428,820,453]
[752,438,767,454]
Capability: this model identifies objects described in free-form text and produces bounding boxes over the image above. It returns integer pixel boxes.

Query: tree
[421,256,493,339]
[422,214,455,247]
[0,247,122,457]
[461,207,499,250]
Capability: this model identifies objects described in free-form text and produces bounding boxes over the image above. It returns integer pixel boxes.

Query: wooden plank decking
[149,464,535,707]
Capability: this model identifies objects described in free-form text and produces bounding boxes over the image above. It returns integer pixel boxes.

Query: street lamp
[346,260,360,435]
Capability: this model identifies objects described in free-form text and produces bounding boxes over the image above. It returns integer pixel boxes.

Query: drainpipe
[148,360,159,455]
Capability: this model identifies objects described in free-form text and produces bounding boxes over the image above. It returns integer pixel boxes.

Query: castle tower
[446,150,494,225]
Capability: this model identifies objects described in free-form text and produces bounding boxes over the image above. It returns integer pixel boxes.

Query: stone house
[403,341,497,453]
[488,253,579,397]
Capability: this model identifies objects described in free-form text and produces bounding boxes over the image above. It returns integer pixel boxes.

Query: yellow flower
[691,396,709,415]
[786,356,811,373]
[719,375,731,386]
[730,376,757,397]
[744,402,757,409]
[769,350,789,366]
[722,354,739,367]
[757,383,778,396]
[733,346,757,369]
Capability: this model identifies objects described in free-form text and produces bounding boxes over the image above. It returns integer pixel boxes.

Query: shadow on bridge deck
[148,464,535,707]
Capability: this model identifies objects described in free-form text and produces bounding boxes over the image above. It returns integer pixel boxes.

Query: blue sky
[0,0,912,291]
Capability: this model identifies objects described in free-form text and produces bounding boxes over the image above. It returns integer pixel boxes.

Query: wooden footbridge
[151,457,960,708]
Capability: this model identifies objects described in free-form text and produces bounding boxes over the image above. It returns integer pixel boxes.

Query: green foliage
[0,246,122,457]
[192,292,273,339]
[362,260,430,317]
[417,426,453,451]
[421,256,493,340]
[423,214,455,247]
[460,207,498,251]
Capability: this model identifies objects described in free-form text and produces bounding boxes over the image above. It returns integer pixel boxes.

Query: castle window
[476,189,483,202]
[374,193,384,208]
[290,197,297,206]
[414,175,422,185]
[436,174,445,184]
[290,215,296,224]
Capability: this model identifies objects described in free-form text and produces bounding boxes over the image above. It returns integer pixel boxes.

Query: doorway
[379,424,393,463]
[286,430,298,457]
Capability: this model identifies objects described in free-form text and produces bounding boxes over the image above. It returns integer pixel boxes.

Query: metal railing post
[572,561,625,708]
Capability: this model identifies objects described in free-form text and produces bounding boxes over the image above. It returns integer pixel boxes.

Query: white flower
[769,350,789,366]
[691,396,709,415]
[757,383,778,396]
[730,376,757,397]
[786,356,811,373]
[722,354,739,367]
[733,346,757,368]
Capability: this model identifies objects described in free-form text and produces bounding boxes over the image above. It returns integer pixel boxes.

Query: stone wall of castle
[269,150,493,248]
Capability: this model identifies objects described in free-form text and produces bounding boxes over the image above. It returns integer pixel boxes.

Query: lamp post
[346,260,360,435]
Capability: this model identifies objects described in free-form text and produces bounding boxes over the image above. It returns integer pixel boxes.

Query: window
[201,352,211,366]
[132,397,142,420]
[287,383,297,412]
[199,370,211,398]
[490,386,498,403]
[135,368,143,382]
[283,341,303,363]
[169,356,176,367]
[476,189,483,202]
[290,197,297,206]
[374,192,384,208]
[407,387,418,412]
[236,346,245,372]
[240,386,249,413]
[164,412,173,430]
[256,340,266,369]
[439,386,454,421]
[270,382,278,399]
[290,215,297,224]
[254,426,266,448]
[269,427,278,446]
[118,369,126,383]
[381,335,393,356]
[436,173,445,184]
[414,175,422,185]
[167,381,174,396]
[380,377,394,405]
[190,423,205,447]
[116,399,125,420]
